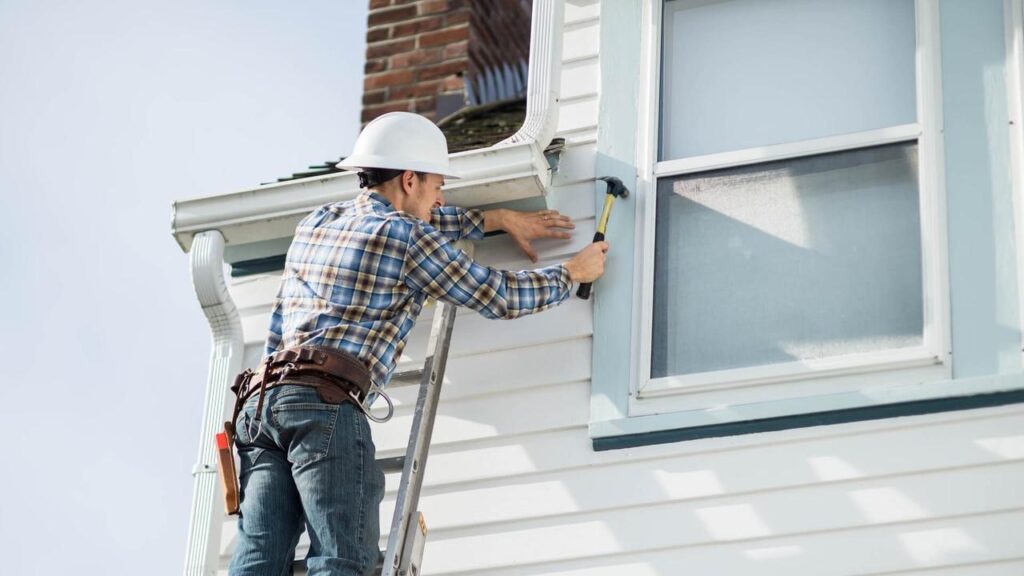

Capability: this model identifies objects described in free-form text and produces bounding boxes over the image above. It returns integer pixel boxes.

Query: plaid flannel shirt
[264,191,572,389]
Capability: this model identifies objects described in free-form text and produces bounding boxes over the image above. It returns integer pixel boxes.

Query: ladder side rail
[381,301,457,576]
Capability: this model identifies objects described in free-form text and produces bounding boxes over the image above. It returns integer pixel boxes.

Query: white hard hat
[337,112,460,179]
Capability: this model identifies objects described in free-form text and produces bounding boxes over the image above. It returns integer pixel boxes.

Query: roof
[436,97,527,153]
[269,98,527,184]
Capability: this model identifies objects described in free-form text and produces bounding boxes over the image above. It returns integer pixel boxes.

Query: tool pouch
[216,422,241,516]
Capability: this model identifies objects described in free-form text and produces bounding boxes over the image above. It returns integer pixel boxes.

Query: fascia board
[171,141,551,252]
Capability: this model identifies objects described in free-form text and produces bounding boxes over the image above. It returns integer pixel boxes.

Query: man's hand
[564,241,609,284]
[485,208,575,262]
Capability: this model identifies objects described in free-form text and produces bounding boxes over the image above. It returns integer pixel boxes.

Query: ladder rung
[376,455,405,474]
[389,368,423,386]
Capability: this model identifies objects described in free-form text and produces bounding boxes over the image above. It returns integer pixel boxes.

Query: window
[632,0,949,412]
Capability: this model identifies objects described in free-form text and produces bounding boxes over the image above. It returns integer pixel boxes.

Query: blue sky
[0,1,366,572]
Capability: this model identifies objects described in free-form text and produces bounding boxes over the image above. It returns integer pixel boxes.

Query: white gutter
[170,0,564,254]
[499,0,563,149]
[183,231,244,576]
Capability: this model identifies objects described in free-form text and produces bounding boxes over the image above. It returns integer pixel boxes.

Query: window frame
[628,0,952,415]
[1007,0,1024,364]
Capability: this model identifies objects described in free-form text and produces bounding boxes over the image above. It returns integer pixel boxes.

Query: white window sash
[630,0,950,408]
[654,124,921,179]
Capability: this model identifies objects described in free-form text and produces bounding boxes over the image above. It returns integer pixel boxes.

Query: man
[229,112,608,575]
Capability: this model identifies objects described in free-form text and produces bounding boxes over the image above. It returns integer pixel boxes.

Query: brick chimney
[362,0,532,124]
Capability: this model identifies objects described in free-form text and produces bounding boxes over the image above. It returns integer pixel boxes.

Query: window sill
[591,372,1024,450]
[640,347,942,398]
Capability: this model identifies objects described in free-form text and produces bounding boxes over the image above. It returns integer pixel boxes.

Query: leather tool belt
[233,345,373,409]
[218,345,384,515]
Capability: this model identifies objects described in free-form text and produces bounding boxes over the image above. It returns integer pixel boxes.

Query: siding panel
[562,19,599,63]
[564,0,599,26]
[422,510,1024,576]
[560,58,599,102]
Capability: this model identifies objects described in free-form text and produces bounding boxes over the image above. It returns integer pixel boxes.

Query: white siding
[556,2,599,143]
[212,2,1024,574]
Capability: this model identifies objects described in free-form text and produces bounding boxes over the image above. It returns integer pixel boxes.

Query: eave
[170,140,551,253]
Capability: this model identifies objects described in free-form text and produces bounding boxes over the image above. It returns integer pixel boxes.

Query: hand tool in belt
[216,345,393,515]
[577,176,630,299]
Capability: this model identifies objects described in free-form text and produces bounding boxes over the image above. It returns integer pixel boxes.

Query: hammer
[577,176,630,299]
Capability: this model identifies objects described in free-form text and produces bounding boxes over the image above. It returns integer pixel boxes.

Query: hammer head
[598,176,630,199]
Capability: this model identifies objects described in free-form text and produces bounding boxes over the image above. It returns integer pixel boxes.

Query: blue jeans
[228,384,385,576]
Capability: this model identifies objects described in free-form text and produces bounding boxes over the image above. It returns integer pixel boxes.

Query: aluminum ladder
[377,300,457,576]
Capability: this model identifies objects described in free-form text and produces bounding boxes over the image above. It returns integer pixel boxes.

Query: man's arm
[429,206,486,241]
[431,206,576,262]
[403,223,607,320]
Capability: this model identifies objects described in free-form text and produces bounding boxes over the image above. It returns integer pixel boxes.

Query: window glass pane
[660,0,917,160]
[651,143,924,378]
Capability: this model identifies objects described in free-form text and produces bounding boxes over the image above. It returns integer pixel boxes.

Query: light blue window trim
[942,0,1023,378]
[590,0,1024,447]
[589,0,644,426]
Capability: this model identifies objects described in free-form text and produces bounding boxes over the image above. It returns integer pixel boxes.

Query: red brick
[364,58,387,74]
[366,37,415,59]
[388,85,415,100]
[390,48,441,69]
[366,27,391,43]
[369,0,390,8]
[362,90,387,105]
[391,80,443,101]
[442,40,468,60]
[419,59,466,80]
[364,69,415,90]
[418,25,469,48]
[445,10,469,26]
[362,102,414,123]
[368,4,417,28]
[413,80,444,97]
[418,0,447,15]
[393,15,442,38]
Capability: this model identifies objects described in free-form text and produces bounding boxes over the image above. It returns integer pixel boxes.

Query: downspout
[183,231,245,576]
[498,0,564,150]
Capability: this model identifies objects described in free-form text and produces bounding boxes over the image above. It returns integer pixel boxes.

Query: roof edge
[171,141,551,252]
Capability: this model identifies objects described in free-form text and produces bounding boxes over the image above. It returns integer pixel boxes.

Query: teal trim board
[231,255,286,278]
[590,0,643,425]
[941,0,1022,377]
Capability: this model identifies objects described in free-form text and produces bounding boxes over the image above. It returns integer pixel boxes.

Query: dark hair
[357,168,426,189]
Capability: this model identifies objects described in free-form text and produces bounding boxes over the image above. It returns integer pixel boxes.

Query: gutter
[170,0,564,254]
[182,231,244,576]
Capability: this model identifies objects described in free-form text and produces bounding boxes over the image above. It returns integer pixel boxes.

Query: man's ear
[400,170,417,195]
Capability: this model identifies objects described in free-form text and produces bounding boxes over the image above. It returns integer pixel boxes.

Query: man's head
[337,112,458,221]
[361,168,445,222]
